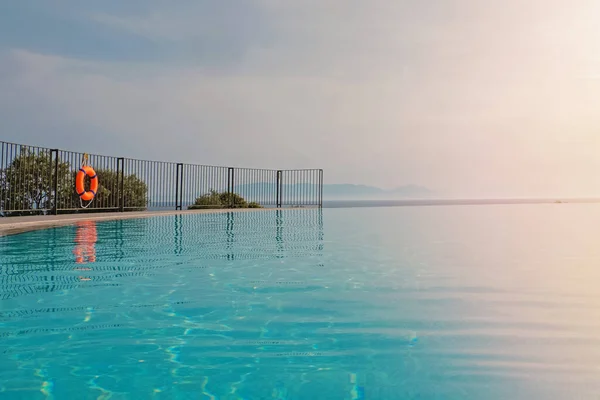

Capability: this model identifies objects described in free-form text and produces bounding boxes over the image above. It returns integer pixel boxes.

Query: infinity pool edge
[0,208,315,237]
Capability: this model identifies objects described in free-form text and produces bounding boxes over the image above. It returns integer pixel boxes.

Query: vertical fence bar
[10,144,14,212]
[1,143,4,214]
[294,170,298,207]
[175,163,179,210]
[117,157,124,212]
[231,168,235,207]
[319,169,323,207]
[51,149,59,215]
[227,167,234,208]
[227,167,231,207]
[121,158,127,211]
[276,170,281,208]
[179,163,184,210]
[175,163,183,210]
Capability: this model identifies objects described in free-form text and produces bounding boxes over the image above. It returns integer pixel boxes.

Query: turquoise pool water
[2,205,600,399]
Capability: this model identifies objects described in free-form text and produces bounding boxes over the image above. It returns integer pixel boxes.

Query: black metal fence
[0,141,323,216]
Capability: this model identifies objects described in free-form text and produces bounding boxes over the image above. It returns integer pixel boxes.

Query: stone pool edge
[0,208,306,237]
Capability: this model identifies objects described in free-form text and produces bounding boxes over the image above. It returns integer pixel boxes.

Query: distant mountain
[230,182,433,200]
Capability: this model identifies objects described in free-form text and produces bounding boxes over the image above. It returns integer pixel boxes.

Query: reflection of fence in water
[0,210,324,300]
[137,209,325,261]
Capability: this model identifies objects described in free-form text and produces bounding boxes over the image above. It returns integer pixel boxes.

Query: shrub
[190,190,222,208]
[189,189,262,209]
[219,192,247,208]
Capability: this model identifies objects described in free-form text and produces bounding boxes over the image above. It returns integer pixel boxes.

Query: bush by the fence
[189,190,262,209]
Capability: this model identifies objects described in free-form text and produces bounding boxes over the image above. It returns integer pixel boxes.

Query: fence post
[179,163,184,210]
[117,158,124,212]
[175,163,183,210]
[276,170,282,208]
[51,149,59,215]
[227,167,235,207]
[319,169,323,208]
[227,168,231,206]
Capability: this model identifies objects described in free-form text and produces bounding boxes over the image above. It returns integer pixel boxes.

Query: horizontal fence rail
[0,141,323,216]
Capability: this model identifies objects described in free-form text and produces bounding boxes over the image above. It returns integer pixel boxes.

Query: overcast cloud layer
[1,1,600,197]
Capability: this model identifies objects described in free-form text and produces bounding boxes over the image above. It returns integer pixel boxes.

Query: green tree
[0,148,70,213]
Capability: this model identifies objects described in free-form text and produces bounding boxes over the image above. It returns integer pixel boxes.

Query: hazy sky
[1,1,600,198]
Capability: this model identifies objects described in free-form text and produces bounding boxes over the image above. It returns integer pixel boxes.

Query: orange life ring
[76,166,98,201]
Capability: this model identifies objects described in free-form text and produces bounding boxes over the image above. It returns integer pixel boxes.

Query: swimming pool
[2,205,600,399]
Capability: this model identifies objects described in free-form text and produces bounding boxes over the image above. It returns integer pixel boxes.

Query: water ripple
[2,206,600,398]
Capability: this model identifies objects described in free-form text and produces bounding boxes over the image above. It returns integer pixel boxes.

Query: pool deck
[0,208,288,236]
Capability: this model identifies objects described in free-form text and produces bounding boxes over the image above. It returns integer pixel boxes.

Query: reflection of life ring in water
[73,220,97,265]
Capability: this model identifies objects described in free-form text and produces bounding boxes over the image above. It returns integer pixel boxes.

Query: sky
[1,0,600,198]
